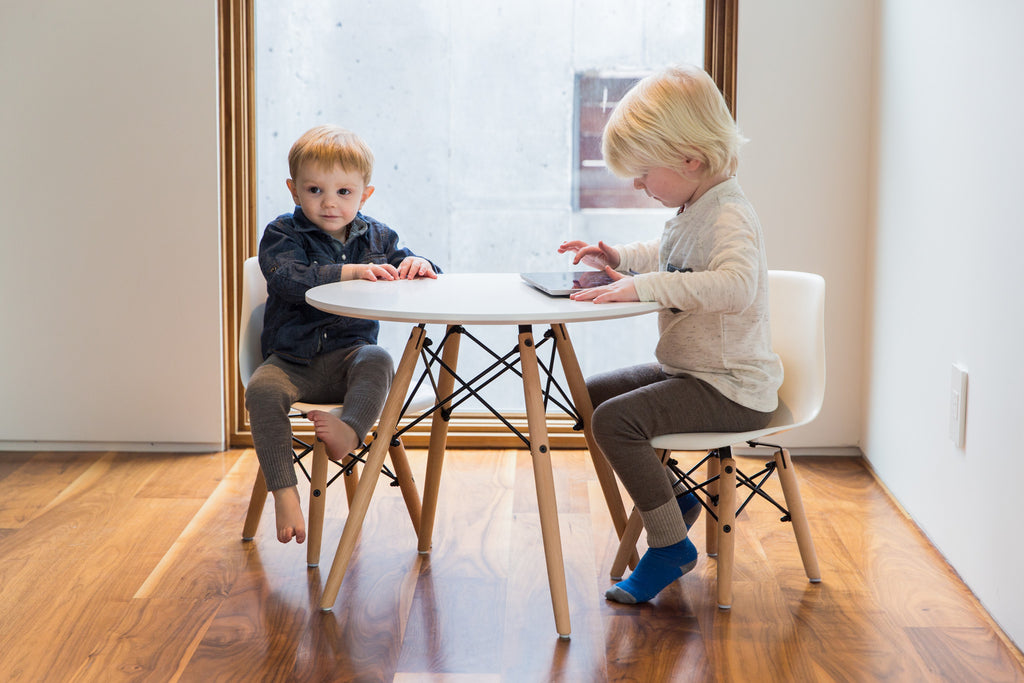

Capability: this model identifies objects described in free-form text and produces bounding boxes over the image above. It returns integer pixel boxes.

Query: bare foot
[272,486,306,544]
[307,410,360,461]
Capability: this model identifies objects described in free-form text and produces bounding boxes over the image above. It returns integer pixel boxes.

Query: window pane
[575,71,666,210]
[255,0,705,412]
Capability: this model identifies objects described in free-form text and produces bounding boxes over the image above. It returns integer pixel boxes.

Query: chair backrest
[239,256,268,387]
[767,270,826,429]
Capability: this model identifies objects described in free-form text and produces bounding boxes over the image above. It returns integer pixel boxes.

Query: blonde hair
[602,65,745,179]
[288,124,374,184]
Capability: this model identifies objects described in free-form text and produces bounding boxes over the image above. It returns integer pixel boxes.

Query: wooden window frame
[219,0,738,448]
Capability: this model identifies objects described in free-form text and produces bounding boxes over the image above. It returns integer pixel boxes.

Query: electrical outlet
[949,364,968,448]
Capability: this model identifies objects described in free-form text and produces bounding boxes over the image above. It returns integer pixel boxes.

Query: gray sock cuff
[639,498,687,548]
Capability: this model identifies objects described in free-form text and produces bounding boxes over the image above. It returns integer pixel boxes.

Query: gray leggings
[244,344,394,491]
[589,363,772,546]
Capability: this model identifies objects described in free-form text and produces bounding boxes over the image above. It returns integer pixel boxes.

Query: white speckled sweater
[615,178,783,412]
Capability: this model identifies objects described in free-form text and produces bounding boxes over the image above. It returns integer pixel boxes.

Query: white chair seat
[650,401,796,451]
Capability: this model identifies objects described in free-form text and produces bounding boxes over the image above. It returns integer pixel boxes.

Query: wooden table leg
[417,325,461,554]
[319,324,426,612]
[519,325,571,638]
[551,324,632,549]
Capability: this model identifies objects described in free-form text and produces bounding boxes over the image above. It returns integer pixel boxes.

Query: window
[574,71,663,210]
[220,0,738,446]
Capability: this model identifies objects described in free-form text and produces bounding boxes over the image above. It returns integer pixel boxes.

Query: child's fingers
[399,259,419,279]
[604,265,624,280]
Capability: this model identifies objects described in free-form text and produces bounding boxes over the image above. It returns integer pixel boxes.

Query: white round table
[305,272,660,325]
[306,272,659,637]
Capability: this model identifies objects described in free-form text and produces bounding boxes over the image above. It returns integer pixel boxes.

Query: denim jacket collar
[292,207,369,244]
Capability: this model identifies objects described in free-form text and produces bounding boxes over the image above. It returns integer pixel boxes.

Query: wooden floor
[1,447,1022,682]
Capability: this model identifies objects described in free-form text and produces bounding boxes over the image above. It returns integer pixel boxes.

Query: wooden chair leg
[388,438,422,535]
[610,507,645,580]
[242,466,267,541]
[705,454,721,557]
[342,454,360,506]
[774,447,821,583]
[306,440,329,567]
[716,448,737,610]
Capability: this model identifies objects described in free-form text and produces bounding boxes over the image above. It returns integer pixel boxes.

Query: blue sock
[678,492,701,529]
[605,536,698,604]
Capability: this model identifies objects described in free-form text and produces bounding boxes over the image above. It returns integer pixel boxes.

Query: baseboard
[733,445,863,457]
[0,440,226,453]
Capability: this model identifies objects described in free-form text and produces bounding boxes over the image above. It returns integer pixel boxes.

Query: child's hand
[396,256,438,280]
[569,266,639,304]
[557,240,621,271]
[348,263,401,282]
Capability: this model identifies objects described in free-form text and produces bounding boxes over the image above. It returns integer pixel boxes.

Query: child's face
[287,162,374,235]
[632,162,704,209]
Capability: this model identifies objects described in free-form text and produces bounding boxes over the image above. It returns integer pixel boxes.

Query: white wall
[743,0,1024,650]
[0,2,224,451]
[739,1,874,451]
[866,0,1024,651]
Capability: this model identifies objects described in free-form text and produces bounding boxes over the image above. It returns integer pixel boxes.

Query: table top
[306,272,661,325]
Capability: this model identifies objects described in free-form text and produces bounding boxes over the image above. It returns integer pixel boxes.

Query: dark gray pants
[589,363,772,546]
[244,344,394,491]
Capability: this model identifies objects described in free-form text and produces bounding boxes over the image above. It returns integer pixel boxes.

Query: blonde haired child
[559,65,782,604]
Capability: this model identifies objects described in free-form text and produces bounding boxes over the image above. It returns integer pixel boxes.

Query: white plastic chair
[610,270,826,608]
[238,256,425,567]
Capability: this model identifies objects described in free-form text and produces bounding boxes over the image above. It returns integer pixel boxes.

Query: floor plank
[0,449,1021,682]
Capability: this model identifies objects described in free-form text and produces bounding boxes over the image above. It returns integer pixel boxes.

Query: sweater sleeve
[632,205,761,313]
[615,238,661,274]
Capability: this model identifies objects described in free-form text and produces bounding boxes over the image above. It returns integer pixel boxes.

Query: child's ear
[680,157,705,177]
[360,185,375,206]
[286,178,299,204]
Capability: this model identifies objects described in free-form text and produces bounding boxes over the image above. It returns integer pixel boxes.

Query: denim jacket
[258,207,440,365]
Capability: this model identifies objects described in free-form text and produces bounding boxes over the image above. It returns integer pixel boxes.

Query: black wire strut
[665,442,794,524]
